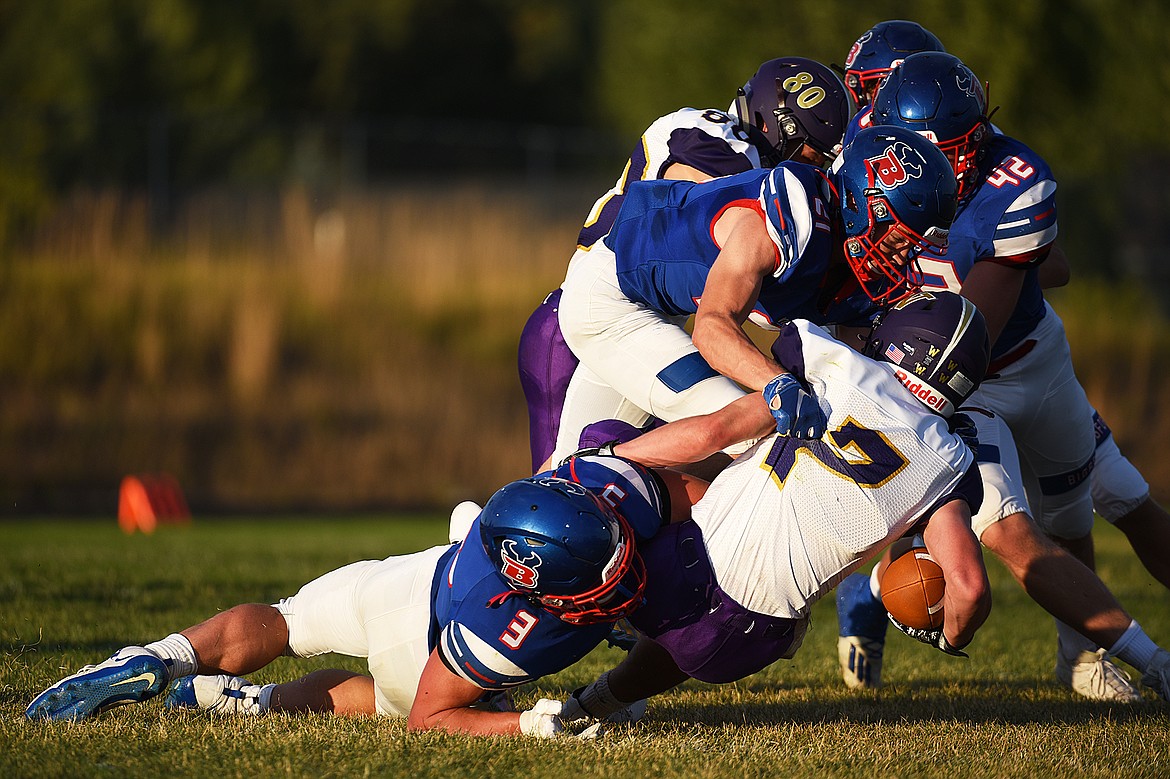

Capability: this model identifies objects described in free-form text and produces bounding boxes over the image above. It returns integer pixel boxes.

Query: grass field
[2,516,1168,778]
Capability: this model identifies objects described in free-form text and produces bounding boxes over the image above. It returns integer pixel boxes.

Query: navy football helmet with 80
[732,56,851,168]
[870,51,991,200]
[832,125,957,305]
[479,476,646,625]
[843,20,946,108]
[864,290,990,417]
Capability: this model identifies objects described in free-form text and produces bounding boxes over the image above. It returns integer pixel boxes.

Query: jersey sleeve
[769,321,808,380]
[554,454,668,541]
[759,165,830,277]
[577,108,762,250]
[974,140,1058,267]
[661,124,758,179]
[437,601,609,690]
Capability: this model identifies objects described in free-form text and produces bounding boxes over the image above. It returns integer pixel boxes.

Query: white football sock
[1108,620,1158,670]
[145,633,198,679]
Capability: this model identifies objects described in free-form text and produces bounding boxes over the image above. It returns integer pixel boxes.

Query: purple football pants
[517,289,579,472]
[632,522,806,684]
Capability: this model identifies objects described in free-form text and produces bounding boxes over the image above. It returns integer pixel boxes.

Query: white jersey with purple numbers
[431,454,665,690]
[576,107,764,251]
[692,320,978,618]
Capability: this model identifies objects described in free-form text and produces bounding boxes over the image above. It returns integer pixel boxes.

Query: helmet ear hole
[738,56,849,166]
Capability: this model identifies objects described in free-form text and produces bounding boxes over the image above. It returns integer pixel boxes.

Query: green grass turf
[2,515,1168,778]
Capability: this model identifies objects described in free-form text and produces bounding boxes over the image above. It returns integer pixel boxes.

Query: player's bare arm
[1037,243,1070,289]
[692,209,785,391]
[958,260,1029,346]
[662,162,716,183]
[613,393,773,468]
[407,649,523,735]
[921,499,991,650]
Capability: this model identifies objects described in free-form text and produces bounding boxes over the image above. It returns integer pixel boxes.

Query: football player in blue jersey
[836,50,1170,703]
[841,19,946,110]
[543,124,956,476]
[24,461,701,736]
[519,56,851,474]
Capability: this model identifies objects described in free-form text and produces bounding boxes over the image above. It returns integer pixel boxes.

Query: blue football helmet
[479,476,645,625]
[833,125,957,304]
[843,20,946,108]
[733,56,851,167]
[870,52,990,199]
[865,291,989,416]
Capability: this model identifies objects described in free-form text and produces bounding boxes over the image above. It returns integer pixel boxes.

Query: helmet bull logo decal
[954,71,979,99]
[844,36,867,68]
[500,539,542,589]
[867,141,925,188]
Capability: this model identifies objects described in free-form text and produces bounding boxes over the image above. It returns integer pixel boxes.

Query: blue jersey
[915,133,1056,357]
[845,109,1057,357]
[577,107,768,250]
[604,165,875,329]
[431,454,666,690]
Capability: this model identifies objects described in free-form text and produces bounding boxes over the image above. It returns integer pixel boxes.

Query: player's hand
[518,698,564,737]
[762,373,826,439]
[888,614,969,657]
[519,699,603,739]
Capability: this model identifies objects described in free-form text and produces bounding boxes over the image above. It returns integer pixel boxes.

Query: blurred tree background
[2,0,1169,514]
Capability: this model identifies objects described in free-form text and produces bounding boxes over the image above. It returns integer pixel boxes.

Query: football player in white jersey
[519,56,851,474]
[554,292,997,715]
[24,465,701,737]
[559,292,1170,722]
[837,48,1170,703]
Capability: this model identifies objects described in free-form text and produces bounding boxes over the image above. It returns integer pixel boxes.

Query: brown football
[880,549,945,630]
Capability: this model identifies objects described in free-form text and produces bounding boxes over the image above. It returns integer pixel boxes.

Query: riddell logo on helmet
[867,141,925,188]
[894,368,947,412]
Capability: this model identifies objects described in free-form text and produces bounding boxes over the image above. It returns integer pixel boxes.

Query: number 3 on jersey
[500,610,538,649]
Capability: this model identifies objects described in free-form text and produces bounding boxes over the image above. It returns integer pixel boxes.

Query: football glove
[888,614,969,657]
[518,698,603,739]
[762,373,826,439]
[518,699,564,738]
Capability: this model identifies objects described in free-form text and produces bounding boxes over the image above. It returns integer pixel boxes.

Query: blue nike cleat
[25,646,169,721]
[163,676,198,710]
[836,572,888,689]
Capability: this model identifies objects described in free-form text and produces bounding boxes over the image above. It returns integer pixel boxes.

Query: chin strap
[486,590,533,609]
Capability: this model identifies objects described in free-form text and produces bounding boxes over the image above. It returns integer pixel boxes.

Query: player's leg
[836,566,888,689]
[977,313,1139,700]
[552,359,653,465]
[554,247,746,464]
[1090,409,1170,590]
[23,603,287,722]
[1112,498,1170,590]
[269,669,376,715]
[518,288,579,473]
